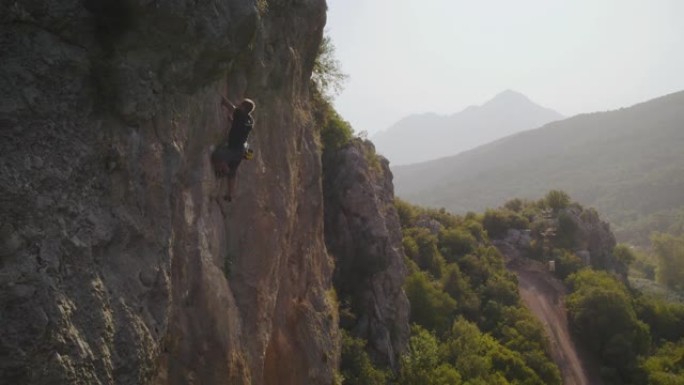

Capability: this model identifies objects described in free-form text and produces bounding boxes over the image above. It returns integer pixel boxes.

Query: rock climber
[211,95,256,202]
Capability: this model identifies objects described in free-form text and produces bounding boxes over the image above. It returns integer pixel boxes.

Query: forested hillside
[348,198,564,385]
[393,91,684,246]
[475,193,684,385]
[318,104,561,384]
[335,185,684,385]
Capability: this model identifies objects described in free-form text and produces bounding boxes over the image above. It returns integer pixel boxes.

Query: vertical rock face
[322,139,410,370]
[0,1,338,385]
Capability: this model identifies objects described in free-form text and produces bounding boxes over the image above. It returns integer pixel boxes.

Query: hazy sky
[326,0,684,135]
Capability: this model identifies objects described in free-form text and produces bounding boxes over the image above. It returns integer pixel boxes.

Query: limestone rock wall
[0,1,337,384]
[322,139,410,370]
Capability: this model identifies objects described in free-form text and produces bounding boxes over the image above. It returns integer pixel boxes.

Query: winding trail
[506,258,603,385]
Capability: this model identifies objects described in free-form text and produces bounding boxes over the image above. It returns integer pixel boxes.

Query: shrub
[640,340,684,385]
[396,198,419,227]
[464,219,486,241]
[566,270,651,382]
[504,198,524,213]
[312,35,347,99]
[440,318,494,380]
[482,209,529,239]
[553,249,584,279]
[320,106,353,151]
[482,275,519,308]
[340,331,388,385]
[554,211,578,249]
[441,264,481,320]
[544,190,570,212]
[398,326,462,385]
[613,244,637,267]
[652,232,684,291]
[636,296,684,343]
[405,228,446,278]
[405,271,457,335]
[439,227,477,262]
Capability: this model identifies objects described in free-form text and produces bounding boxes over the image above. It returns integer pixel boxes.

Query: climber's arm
[221,95,236,114]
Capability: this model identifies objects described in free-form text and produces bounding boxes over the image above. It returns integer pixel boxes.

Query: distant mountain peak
[372,90,564,165]
[392,89,684,245]
[484,89,533,107]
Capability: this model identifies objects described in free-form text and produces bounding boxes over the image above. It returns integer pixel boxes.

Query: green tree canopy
[566,270,651,382]
[312,34,347,99]
[545,190,571,212]
[652,232,684,291]
[405,271,458,335]
[398,326,463,385]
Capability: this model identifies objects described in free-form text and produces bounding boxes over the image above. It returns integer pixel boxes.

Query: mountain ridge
[372,90,564,165]
[392,90,684,243]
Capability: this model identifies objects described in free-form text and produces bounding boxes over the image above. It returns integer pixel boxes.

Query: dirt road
[507,259,603,385]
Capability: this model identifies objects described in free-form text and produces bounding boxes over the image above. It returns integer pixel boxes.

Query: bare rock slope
[0,1,338,384]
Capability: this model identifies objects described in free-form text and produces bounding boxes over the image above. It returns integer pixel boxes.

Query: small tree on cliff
[312,34,347,100]
[311,33,352,151]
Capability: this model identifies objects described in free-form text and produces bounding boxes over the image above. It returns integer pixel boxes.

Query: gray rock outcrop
[1,1,337,384]
[323,139,410,371]
[492,205,622,277]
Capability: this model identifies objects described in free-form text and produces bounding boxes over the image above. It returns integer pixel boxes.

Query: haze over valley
[392,90,684,246]
[372,90,563,165]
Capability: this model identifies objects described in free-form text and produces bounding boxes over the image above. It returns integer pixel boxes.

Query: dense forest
[339,198,562,385]
[336,190,684,385]
[478,193,684,385]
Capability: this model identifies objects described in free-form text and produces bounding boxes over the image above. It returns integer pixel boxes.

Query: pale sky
[326,0,684,135]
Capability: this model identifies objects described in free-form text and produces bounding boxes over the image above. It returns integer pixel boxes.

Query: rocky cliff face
[0,1,338,384]
[322,139,410,370]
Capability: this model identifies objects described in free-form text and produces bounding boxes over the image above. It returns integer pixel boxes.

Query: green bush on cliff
[311,34,353,151]
[321,108,353,151]
[396,198,420,227]
[312,35,347,100]
[312,94,353,151]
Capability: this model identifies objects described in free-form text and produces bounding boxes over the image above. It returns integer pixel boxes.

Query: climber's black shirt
[227,108,253,149]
